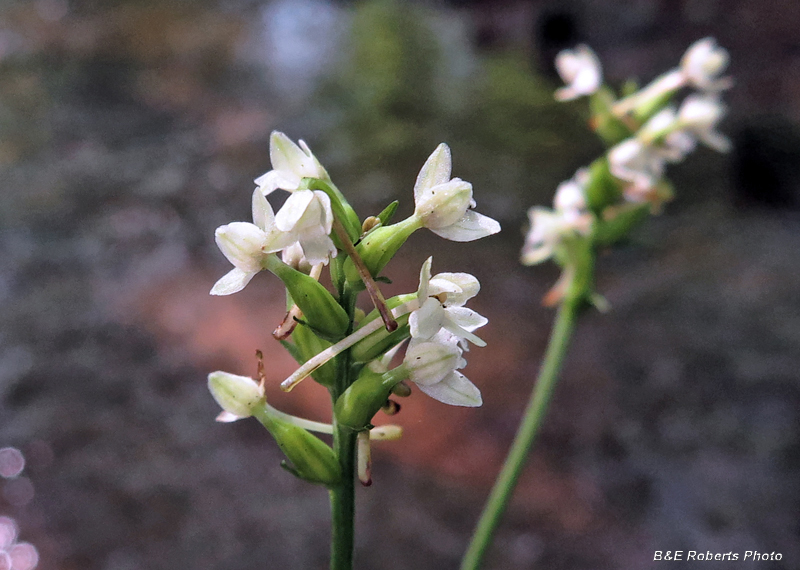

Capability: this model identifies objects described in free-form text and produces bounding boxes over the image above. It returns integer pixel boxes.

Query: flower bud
[334,367,405,431]
[344,217,421,285]
[253,406,341,487]
[208,371,264,419]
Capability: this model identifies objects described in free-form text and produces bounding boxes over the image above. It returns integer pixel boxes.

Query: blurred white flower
[676,94,731,152]
[412,144,500,242]
[521,169,593,265]
[255,131,329,195]
[554,44,602,101]
[680,37,732,92]
[211,190,293,295]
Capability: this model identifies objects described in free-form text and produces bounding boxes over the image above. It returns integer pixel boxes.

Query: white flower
[403,330,482,407]
[412,144,500,242]
[208,371,264,421]
[521,169,593,265]
[554,44,603,101]
[255,131,329,195]
[680,37,732,91]
[211,190,293,295]
[676,94,731,152]
[274,189,337,265]
[608,138,667,190]
[409,257,488,347]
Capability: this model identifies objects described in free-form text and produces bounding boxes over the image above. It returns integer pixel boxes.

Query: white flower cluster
[212,135,500,296]
[211,132,336,295]
[402,258,488,407]
[526,38,731,266]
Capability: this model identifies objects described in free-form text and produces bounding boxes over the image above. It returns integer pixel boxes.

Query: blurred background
[1,0,799,568]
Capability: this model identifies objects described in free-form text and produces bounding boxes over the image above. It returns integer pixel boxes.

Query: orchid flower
[274,189,337,266]
[412,144,501,242]
[255,131,329,195]
[409,257,488,348]
[211,190,293,295]
[554,44,602,102]
[403,329,482,407]
[521,169,593,265]
[680,37,732,92]
[676,94,731,152]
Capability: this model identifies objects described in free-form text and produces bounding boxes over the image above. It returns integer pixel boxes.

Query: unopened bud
[208,371,264,419]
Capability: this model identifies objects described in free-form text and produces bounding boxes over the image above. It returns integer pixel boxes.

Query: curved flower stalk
[554,44,602,101]
[462,37,733,570]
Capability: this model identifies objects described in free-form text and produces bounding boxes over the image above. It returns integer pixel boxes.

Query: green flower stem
[460,295,581,570]
[329,287,359,570]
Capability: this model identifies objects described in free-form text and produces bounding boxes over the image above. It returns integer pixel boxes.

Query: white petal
[414,143,452,201]
[255,169,298,195]
[270,131,307,175]
[252,188,276,231]
[275,190,316,232]
[444,306,488,333]
[208,371,264,417]
[417,256,433,300]
[442,320,486,348]
[432,272,480,307]
[298,234,337,266]
[416,371,482,407]
[520,241,554,265]
[414,178,474,229]
[216,411,244,422]
[430,210,501,242]
[409,298,445,340]
[210,267,258,296]
[404,341,461,386]
[214,222,268,272]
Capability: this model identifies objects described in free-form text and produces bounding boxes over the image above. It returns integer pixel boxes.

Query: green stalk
[329,286,358,570]
[460,295,581,570]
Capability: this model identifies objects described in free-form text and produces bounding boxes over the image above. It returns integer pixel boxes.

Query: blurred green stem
[460,295,581,570]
